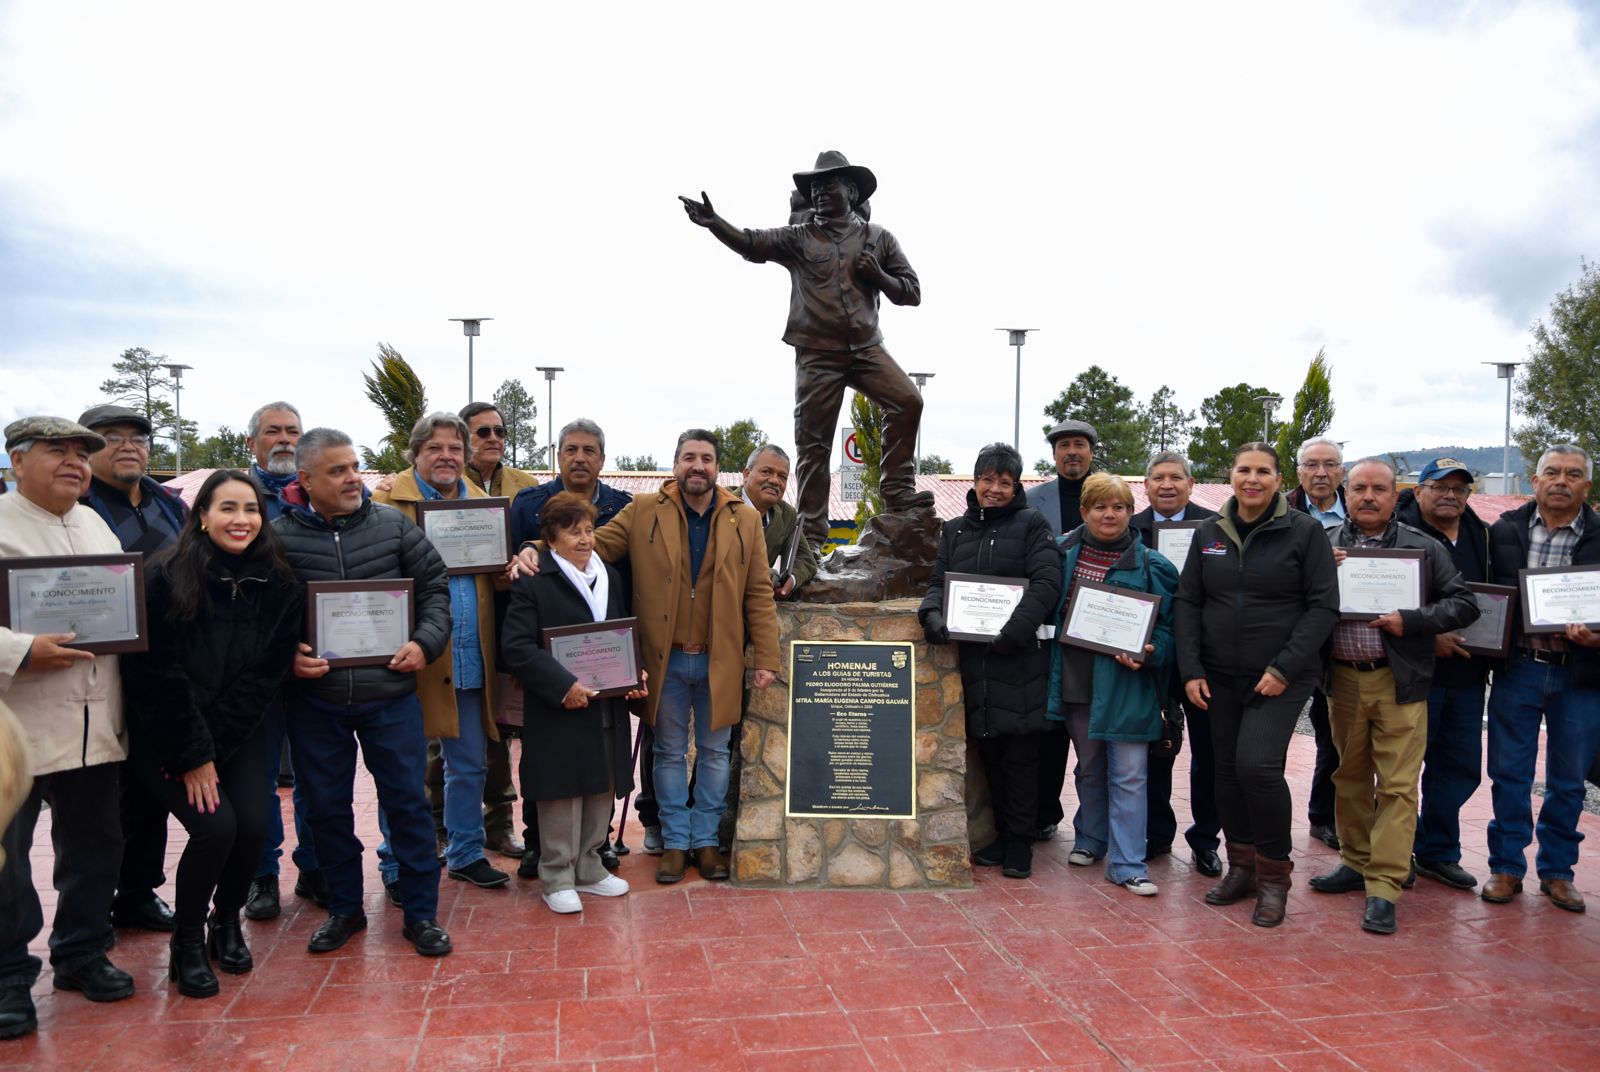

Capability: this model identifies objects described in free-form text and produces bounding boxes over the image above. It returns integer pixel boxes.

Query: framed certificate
[1338,548,1426,621]
[305,579,415,668]
[942,572,1028,642]
[0,554,147,654]
[1519,565,1600,634]
[1058,579,1161,662]
[542,617,642,698]
[416,497,512,575]
[1153,521,1204,570]
[1458,582,1516,657]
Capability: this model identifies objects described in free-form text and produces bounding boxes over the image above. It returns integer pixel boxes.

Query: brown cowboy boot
[1252,854,1294,928]
[1203,842,1257,905]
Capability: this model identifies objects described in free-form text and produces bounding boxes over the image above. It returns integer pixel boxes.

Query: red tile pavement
[7,731,1600,1071]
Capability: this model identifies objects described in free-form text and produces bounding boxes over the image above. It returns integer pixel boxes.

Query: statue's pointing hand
[679,191,716,227]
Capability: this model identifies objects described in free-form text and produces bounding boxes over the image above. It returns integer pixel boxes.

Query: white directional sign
[840,469,864,503]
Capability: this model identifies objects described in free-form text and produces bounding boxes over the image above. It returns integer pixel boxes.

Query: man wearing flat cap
[680,150,934,552]
[1029,420,1098,536]
[77,404,189,936]
[0,418,139,1039]
[1026,418,1097,842]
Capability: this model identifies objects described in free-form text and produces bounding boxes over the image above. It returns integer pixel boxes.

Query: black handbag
[1151,696,1184,757]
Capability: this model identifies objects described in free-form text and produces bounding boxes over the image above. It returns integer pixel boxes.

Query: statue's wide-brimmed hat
[793,150,877,206]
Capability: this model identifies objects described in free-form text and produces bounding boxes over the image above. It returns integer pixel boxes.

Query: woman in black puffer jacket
[919,443,1062,878]
[121,470,303,999]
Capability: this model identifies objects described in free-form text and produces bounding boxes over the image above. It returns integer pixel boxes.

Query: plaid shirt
[1332,530,1390,663]
[1525,509,1585,652]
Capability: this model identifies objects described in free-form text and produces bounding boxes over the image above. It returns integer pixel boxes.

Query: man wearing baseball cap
[77,404,189,935]
[1396,458,1493,890]
[0,417,138,1038]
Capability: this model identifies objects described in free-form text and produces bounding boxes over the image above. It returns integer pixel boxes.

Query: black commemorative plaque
[785,640,916,819]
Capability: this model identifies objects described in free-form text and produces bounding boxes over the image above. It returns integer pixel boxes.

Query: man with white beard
[246,403,303,520]
[238,402,326,922]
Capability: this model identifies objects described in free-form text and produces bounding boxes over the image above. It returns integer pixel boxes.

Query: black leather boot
[168,926,219,998]
[207,912,254,975]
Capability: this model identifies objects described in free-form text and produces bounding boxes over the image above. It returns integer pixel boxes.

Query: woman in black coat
[1174,443,1339,927]
[121,470,303,997]
[501,491,643,915]
[919,443,1063,879]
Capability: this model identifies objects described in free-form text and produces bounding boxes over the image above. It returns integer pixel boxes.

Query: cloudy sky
[3,1,1597,472]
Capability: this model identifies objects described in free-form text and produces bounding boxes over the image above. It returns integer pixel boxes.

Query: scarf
[553,551,608,622]
[252,464,295,496]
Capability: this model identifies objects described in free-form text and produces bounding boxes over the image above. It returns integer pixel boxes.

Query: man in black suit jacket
[1129,451,1223,876]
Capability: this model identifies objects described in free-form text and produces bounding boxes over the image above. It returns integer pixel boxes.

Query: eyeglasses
[1298,461,1341,471]
[473,425,507,439]
[102,433,151,448]
[1420,482,1471,498]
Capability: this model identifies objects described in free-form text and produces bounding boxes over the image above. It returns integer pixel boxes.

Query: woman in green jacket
[1045,474,1179,896]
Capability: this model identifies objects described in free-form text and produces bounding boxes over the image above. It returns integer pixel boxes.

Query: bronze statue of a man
[680,150,933,551]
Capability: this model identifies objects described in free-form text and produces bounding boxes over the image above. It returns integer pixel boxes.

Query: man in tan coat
[591,429,781,883]
[373,413,507,892]
[0,417,139,1038]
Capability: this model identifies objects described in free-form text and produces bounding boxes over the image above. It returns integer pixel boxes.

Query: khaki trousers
[535,793,613,892]
[1329,665,1428,901]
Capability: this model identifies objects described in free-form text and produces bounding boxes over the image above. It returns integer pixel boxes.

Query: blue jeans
[380,690,487,877]
[1486,655,1600,882]
[1414,683,1485,866]
[256,699,320,877]
[652,651,730,851]
[1066,704,1151,884]
[286,691,439,926]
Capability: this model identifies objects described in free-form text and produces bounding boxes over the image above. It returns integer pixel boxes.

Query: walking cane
[613,718,645,853]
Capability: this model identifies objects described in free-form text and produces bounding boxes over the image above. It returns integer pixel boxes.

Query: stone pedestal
[733,599,973,889]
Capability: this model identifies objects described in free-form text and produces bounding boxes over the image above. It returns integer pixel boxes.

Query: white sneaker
[542,889,583,914]
[575,874,629,898]
[1120,876,1159,896]
[1067,848,1098,867]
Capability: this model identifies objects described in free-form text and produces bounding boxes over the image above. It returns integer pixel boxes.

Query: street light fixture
[909,372,936,474]
[1254,394,1284,443]
[535,366,564,470]
[996,328,1038,449]
[449,318,493,401]
[1484,361,1522,494]
[163,363,193,477]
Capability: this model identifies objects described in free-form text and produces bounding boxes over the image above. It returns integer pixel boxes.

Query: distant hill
[1376,445,1525,476]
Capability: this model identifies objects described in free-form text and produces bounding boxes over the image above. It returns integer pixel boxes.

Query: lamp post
[449,318,493,401]
[909,371,936,473]
[1254,394,1283,443]
[535,366,564,470]
[163,363,193,477]
[996,328,1038,449]
[1484,361,1522,494]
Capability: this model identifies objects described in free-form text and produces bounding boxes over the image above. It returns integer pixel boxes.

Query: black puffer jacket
[1175,493,1339,686]
[1396,488,1492,688]
[919,486,1062,737]
[121,551,303,773]
[1491,499,1600,689]
[272,486,451,706]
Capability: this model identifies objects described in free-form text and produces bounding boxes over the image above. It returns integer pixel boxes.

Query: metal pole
[547,377,554,469]
[1013,344,1022,450]
[468,335,474,402]
[1504,374,1513,494]
[174,381,183,478]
